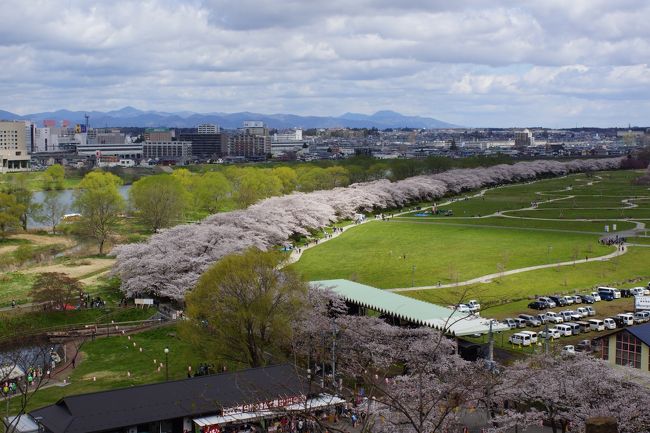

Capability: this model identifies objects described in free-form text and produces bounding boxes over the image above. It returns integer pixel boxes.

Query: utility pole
[544,322,550,355]
[411,265,416,287]
[332,319,337,391]
[488,320,494,363]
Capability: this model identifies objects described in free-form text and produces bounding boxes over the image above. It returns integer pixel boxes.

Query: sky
[1,0,650,128]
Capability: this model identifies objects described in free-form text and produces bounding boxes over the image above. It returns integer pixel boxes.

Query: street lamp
[164,347,169,381]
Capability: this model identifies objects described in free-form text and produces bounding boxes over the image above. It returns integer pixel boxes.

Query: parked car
[633,312,647,324]
[572,295,582,304]
[549,296,568,307]
[630,287,646,297]
[575,307,589,318]
[509,333,532,346]
[588,319,605,331]
[620,289,632,298]
[585,306,596,316]
[615,313,634,327]
[514,318,527,328]
[467,300,481,312]
[603,318,617,330]
[520,330,538,344]
[590,292,602,302]
[545,312,564,324]
[580,295,595,304]
[538,297,556,308]
[455,304,471,313]
[535,314,548,325]
[561,345,576,355]
[560,310,582,322]
[540,328,561,340]
[528,300,548,310]
[576,340,593,353]
[519,314,542,327]
[502,318,518,329]
[555,324,573,337]
[562,295,575,305]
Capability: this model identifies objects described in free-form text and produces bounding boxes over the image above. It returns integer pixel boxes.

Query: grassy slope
[10,326,200,414]
[292,220,608,289]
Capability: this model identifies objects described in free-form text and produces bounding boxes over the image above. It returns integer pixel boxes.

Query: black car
[549,296,568,307]
[580,295,595,304]
[620,289,632,298]
[528,300,548,310]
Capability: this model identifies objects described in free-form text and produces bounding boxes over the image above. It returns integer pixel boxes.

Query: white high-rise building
[0,120,30,172]
[197,124,220,134]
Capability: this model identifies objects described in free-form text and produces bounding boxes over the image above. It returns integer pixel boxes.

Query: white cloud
[1,0,650,126]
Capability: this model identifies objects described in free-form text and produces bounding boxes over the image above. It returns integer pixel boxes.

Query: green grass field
[393,216,636,232]
[292,220,608,288]
[293,168,650,322]
[8,325,201,414]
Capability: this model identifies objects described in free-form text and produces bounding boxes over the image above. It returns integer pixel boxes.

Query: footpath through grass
[404,246,650,318]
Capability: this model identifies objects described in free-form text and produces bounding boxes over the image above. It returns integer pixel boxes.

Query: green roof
[310,279,508,336]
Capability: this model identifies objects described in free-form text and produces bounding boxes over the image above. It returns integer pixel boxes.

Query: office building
[197,124,220,134]
[144,128,174,142]
[143,141,192,163]
[0,120,30,173]
[514,129,534,149]
[178,130,227,160]
[227,121,270,159]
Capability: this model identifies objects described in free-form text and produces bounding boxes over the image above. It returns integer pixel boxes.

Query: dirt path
[24,258,115,279]
[11,233,76,248]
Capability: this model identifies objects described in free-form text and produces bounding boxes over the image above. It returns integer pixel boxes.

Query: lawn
[9,325,202,414]
[0,272,37,307]
[291,220,608,289]
[403,246,650,318]
[506,208,650,219]
[392,216,636,233]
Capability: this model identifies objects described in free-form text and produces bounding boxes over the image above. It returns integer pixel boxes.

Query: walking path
[389,245,627,293]
[285,173,643,294]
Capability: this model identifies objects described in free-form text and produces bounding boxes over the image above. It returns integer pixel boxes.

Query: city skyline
[2,0,650,128]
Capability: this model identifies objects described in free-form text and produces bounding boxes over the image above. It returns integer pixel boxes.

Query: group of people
[79,292,105,309]
[600,235,627,246]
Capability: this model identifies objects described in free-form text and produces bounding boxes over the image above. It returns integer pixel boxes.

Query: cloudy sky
[1,0,650,127]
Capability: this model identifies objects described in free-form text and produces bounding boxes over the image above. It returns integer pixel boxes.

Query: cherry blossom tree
[113,158,622,300]
[492,352,650,433]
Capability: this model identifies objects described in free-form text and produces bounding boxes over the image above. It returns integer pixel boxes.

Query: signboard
[203,426,221,433]
[635,296,650,310]
[134,298,154,305]
[222,395,305,416]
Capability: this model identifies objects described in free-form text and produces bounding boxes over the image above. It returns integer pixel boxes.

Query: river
[28,185,131,229]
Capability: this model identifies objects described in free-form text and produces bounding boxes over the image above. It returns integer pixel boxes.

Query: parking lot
[466,287,648,354]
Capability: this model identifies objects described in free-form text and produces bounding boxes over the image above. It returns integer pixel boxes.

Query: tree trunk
[99,238,105,255]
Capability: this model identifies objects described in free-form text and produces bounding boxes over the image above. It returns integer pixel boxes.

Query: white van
[555,324,573,337]
[588,319,605,331]
[603,318,617,330]
[545,312,564,323]
[598,286,621,299]
[566,322,581,335]
[616,313,634,326]
[509,333,532,346]
[520,331,538,344]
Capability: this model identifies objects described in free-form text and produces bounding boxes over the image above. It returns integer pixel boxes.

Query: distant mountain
[0,107,456,129]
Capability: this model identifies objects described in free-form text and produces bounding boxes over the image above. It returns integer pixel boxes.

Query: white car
[467,300,481,312]
[630,287,646,297]
[590,292,602,302]
[455,304,470,313]
[575,307,589,318]
[540,328,561,339]
[545,312,564,324]
[562,345,576,356]
[562,296,575,305]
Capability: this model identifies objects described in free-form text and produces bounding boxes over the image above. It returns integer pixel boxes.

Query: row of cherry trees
[113,158,622,300]
[294,287,650,433]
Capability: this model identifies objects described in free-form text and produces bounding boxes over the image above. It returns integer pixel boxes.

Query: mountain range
[0,107,456,129]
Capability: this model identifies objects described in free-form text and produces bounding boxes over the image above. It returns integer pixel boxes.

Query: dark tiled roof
[31,364,305,433]
[626,322,650,346]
